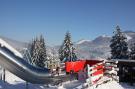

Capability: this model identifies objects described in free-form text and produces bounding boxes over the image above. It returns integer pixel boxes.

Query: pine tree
[22,48,32,64]
[47,48,60,69]
[22,39,35,64]
[30,35,47,68]
[110,26,129,59]
[129,43,135,60]
[59,31,77,62]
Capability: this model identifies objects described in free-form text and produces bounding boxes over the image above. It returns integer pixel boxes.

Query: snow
[95,81,123,89]
[78,76,135,89]
[125,34,132,41]
[91,74,103,81]
[76,39,91,44]
[0,71,135,89]
[0,38,23,58]
[5,71,25,84]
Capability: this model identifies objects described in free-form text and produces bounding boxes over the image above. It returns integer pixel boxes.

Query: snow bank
[76,75,135,89]
[5,71,25,84]
[96,81,124,89]
[77,80,135,89]
[0,38,23,58]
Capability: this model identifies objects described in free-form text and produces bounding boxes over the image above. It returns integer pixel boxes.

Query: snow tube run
[0,38,68,84]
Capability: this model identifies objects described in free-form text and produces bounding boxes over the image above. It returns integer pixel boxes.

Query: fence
[86,60,119,87]
[87,62,104,85]
[104,61,119,82]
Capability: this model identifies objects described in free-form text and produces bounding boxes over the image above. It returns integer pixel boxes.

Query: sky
[0,0,135,45]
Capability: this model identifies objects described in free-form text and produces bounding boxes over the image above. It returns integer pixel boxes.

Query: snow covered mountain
[92,35,111,45]
[76,39,91,45]
[74,31,135,59]
[123,31,135,46]
[74,35,111,59]
[0,31,135,59]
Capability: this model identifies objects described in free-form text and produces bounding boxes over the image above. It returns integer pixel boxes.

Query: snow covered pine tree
[30,35,47,68]
[110,26,129,59]
[110,26,129,82]
[59,31,77,62]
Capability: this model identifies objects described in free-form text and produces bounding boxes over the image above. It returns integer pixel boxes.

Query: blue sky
[0,0,135,45]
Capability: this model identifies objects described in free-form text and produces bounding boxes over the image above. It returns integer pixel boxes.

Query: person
[78,68,87,83]
[83,68,87,82]
[70,70,74,81]
[56,67,60,76]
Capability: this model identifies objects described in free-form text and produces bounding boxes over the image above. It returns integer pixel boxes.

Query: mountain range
[1,31,135,59]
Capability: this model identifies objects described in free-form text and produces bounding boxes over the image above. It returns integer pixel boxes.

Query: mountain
[92,35,111,45]
[0,31,135,59]
[74,35,111,59]
[74,31,135,59]
[76,39,91,45]
[123,31,135,46]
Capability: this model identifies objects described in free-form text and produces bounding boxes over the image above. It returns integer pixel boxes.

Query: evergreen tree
[30,35,47,68]
[47,48,60,69]
[22,48,32,64]
[59,31,77,62]
[22,39,35,64]
[129,43,135,60]
[110,26,128,59]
